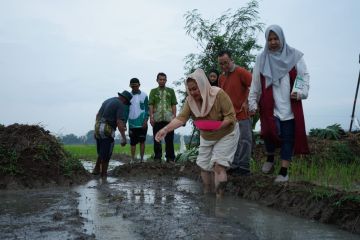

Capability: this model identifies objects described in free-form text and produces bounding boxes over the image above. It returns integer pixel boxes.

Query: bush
[309,123,345,140]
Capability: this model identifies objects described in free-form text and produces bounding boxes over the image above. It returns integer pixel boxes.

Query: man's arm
[149,105,155,127]
[142,96,149,128]
[171,105,177,119]
[240,68,253,113]
[170,88,177,119]
[117,119,127,146]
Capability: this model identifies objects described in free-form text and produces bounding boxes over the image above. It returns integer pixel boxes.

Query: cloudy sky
[1,0,360,136]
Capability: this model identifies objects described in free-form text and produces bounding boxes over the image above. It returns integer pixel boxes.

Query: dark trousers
[153,121,175,161]
[96,137,114,162]
[264,118,295,161]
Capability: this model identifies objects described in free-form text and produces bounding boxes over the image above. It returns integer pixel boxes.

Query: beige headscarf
[186,68,221,117]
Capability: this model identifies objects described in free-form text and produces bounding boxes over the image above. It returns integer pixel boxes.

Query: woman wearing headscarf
[207,69,219,86]
[155,68,239,197]
[248,25,310,183]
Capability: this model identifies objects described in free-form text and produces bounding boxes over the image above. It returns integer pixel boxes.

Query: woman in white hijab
[155,68,239,197]
[248,25,310,183]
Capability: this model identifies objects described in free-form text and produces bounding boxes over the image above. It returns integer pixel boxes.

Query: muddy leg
[92,157,101,175]
[130,145,136,163]
[210,172,215,193]
[101,160,109,179]
[214,163,227,198]
[140,142,145,162]
[200,170,212,194]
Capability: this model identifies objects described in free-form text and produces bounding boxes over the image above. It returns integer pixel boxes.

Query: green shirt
[148,87,177,122]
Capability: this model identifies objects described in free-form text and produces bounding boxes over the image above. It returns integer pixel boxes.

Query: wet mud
[1,161,360,239]
[0,188,91,239]
[112,162,360,237]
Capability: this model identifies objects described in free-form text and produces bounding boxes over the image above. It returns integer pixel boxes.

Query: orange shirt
[219,66,252,120]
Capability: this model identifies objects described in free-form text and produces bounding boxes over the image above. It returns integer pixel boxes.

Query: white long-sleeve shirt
[248,56,310,121]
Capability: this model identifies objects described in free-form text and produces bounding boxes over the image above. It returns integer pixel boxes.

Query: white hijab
[259,25,303,88]
[186,69,221,117]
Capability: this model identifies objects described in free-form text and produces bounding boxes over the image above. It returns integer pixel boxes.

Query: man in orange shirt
[218,50,252,176]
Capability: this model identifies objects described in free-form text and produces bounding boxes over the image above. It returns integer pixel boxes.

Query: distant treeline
[59,130,191,145]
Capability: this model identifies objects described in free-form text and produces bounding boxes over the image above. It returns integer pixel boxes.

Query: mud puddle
[76,173,359,240]
[0,188,88,239]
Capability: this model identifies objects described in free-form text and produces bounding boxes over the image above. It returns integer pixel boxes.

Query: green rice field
[64,144,180,160]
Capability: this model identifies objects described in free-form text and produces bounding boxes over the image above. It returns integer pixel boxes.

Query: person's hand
[142,120,148,129]
[249,110,257,117]
[240,101,249,113]
[121,138,127,146]
[291,92,299,100]
[155,128,167,142]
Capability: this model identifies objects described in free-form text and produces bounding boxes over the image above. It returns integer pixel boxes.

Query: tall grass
[290,157,360,191]
[250,153,360,191]
[64,144,180,160]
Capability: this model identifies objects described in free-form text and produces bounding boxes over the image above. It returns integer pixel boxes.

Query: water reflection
[81,159,122,173]
[75,178,141,240]
[204,196,360,240]
[77,161,360,239]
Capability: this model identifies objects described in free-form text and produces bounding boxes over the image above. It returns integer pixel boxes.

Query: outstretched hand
[155,128,166,142]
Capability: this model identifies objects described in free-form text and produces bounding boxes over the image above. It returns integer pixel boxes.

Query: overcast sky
[1,0,360,136]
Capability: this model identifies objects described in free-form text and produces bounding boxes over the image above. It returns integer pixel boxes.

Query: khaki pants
[196,125,240,171]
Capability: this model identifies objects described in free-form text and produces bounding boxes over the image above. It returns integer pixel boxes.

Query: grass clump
[309,123,345,140]
[0,145,22,175]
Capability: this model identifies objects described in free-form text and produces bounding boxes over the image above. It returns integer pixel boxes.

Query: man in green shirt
[149,72,178,162]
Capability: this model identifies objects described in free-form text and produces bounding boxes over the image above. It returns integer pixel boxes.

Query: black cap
[118,90,133,105]
[130,78,140,86]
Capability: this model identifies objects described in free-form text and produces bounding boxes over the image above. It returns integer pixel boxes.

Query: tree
[83,130,96,144]
[181,0,263,78]
[175,0,264,145]
[60,134,80,144]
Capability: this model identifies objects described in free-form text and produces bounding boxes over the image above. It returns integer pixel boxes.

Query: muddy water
[0,188,87,239]
[1,160,359,240]
[74,174,360,240]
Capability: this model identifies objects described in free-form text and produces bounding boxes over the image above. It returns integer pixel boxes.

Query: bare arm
[171,105,177,119]
[117,119,127,146]
[149,105,154,127]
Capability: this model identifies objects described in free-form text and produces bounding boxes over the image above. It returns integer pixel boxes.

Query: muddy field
[113,162,360,235]
[1,124,360,239]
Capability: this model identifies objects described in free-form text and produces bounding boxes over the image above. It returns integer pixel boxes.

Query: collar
[229,64,236,72]
[225,64,237,76]
[131,90,141,95]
